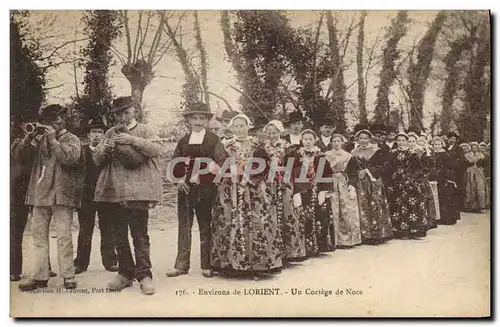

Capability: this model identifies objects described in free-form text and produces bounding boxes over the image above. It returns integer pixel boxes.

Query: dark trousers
[101,203,152,282]
[74,200,117,270]
[174,184,215,271]
[10,197,29,276]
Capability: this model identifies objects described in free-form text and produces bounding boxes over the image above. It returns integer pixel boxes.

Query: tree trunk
[461,18,490,141]
[356,11,367,124]
[326,11,346,132]
[194,11,210,108]
[440,34,474,134]
[373,11,410,123]
[130,83,145,122]
[408,11,446,130]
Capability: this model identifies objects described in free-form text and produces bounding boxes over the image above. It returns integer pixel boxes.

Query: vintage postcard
[9,9,490,317]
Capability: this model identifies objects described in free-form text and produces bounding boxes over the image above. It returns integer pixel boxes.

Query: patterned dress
[288,146,334,257]
[429,151,460,225]
[385,149,428,237]
[264,139,307,262]
[324,149,362,248]
[211,137,283,274]
[416,150,439,229]
[464,152,488,211]
[346,145,393,243]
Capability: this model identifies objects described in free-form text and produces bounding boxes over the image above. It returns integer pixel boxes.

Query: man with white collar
[385,125,398,150]
[93,96,162,295]
[316,116,335,152]
[19,104,84,291]
[167,102,228,278]
[283,111,304,150]
[73,116,117,275]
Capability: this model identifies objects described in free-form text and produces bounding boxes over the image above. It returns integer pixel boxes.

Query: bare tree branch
[121,11,132,64]
[39,37,89,61]
[133,11,143,63]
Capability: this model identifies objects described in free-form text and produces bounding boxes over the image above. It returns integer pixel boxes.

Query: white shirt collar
[321,135,331,145]
[57,129,67,136]
[188,128,206,145]
[386,141,394,147]
[126,119,138,130]
[89,144,97,152]
[290,133,301,145]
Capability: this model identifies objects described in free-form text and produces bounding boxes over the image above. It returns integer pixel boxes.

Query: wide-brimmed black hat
[84,116,108,132]
[387,125,397,133]
[318,116,335,128]
[370,123,387,133]
[220,109,238,121]
[285,111,304,125]
[182,102,214,119]
[111,96,136,113]
[38,104,65,121]
[447,131,460,138]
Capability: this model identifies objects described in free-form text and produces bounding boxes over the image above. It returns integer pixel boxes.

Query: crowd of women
[194,110,491,280]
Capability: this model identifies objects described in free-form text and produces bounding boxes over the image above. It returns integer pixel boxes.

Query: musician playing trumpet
[19,104,85,291]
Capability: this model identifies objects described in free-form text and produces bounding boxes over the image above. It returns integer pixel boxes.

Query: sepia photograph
[8,9,491,318]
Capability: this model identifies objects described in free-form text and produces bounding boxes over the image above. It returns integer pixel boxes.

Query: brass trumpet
[24,122,49,135]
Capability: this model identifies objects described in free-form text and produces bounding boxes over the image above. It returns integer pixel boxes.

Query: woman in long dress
[211,114,283,279]
[324,134,362,248]
[263,120,307,263]
[408,133,438,230]
[479,142,491,208]
[385,133,428,239]
[463,142,488,213]
[429,138,460,225]
[346,129,393,244]
[289,129,334,257]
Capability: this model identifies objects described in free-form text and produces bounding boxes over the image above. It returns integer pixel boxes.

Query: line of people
[167,104,491,282]
[10,99,490,295]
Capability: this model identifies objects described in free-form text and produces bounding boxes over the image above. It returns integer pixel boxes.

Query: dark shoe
[49,270,57,278]
[140,277,155,295]
[166,268,188,278]
[75,266,87,275]
[18,279,48,292]
[64,277,77,289]
[107,274,133,291]
[105,264,119,272]
[10,274,21,282]
[202,270,214,278]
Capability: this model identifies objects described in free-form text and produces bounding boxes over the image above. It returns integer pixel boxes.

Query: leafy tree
[407,11,446,130]
[373,11,410,124]
[10,10,47,132]
[78,10,121,127]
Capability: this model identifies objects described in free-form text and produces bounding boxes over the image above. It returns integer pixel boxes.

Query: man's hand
[103,138,115,151]
[45,125,56,143]
[113,133,135,145]
[178,180,190,194]
[358,169,367,179]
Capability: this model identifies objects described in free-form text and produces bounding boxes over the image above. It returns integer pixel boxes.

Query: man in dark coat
[316,117,335,152]
[73,116,117,274]
[370,123,390,153]
[217,109,238,141]
[19,105,84,291]
[385,125,398,150]
[166,102,228,278]
[283,111,304,150]
[446,131,465,212]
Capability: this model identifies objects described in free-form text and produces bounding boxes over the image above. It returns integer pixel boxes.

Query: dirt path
[11,211,490,317]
